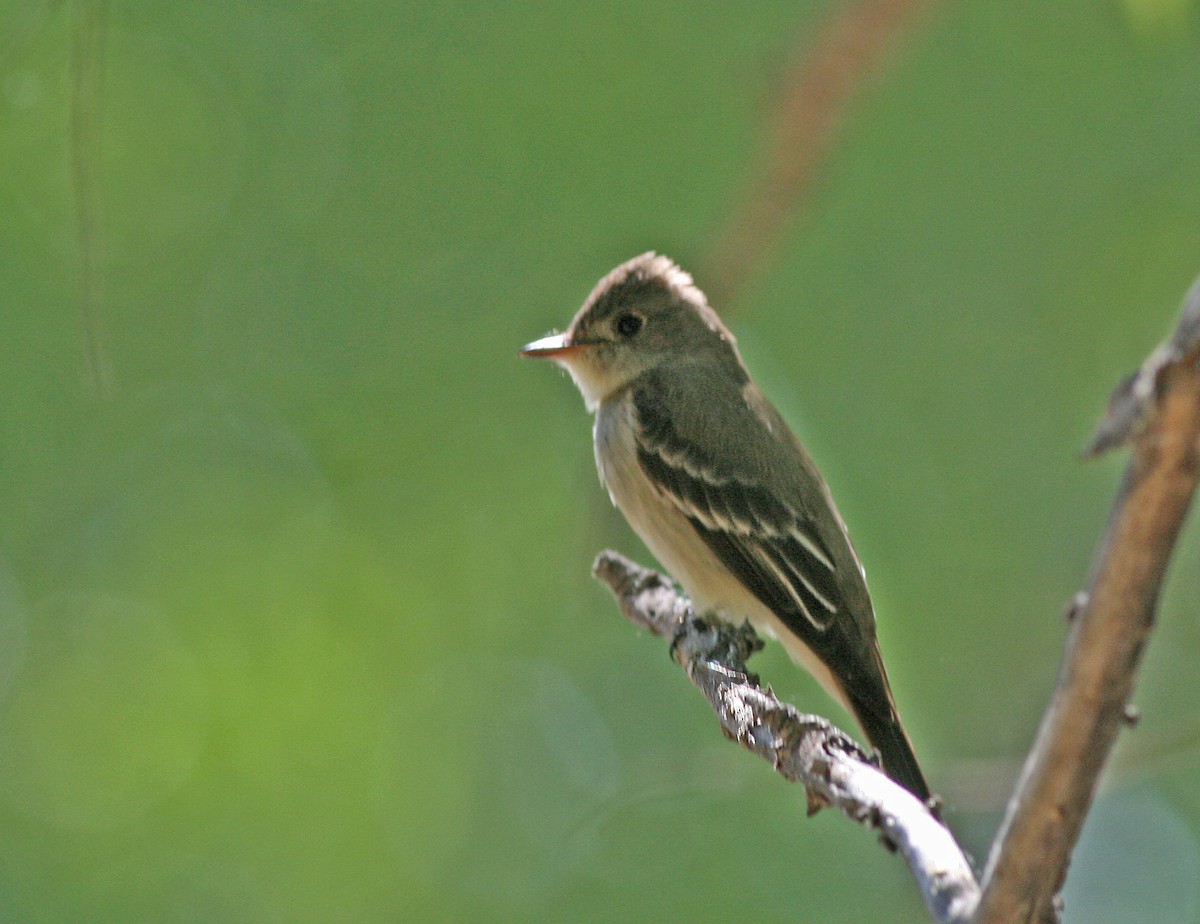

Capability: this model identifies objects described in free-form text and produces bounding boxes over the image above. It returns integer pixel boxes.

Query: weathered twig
[593,550,980,924]
[975,276,1200,924]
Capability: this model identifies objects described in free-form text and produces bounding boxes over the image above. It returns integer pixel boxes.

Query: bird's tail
[847,686,930,802]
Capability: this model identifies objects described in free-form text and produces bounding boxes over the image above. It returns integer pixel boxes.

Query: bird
[520,252,929,801]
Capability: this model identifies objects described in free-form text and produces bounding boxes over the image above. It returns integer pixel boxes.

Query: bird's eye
[615,313,644,338]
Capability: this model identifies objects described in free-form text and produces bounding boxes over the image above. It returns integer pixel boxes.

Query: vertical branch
[70,0,114,396]
[974,278,1200,923]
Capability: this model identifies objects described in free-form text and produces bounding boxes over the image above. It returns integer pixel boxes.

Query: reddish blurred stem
[704,0,935,310]
[71,0,115,397]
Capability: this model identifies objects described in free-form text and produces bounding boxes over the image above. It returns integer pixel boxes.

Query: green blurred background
[2,1,1199,921]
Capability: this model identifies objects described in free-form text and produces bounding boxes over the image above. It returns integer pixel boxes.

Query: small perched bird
[520,252,929,800]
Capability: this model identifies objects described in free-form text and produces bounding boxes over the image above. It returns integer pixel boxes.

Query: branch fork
[589,274,1200,923]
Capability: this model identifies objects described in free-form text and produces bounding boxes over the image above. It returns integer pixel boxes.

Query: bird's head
[520,252,740,410]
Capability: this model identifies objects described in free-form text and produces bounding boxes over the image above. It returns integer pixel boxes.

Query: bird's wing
[629,370,930,800]
[630,374,845,634]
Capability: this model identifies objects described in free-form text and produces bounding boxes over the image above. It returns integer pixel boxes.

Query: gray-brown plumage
[521,252,929,800]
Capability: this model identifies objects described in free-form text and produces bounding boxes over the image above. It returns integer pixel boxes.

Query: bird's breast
[591,395,848,711]
[593,397,738,614]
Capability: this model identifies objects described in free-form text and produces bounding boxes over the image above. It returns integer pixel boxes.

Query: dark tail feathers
[848,689,930,802]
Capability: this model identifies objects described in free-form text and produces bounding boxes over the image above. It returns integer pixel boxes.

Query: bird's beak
[518,333,591,360]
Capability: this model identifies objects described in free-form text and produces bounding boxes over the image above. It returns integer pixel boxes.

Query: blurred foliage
[1,1,1199,921]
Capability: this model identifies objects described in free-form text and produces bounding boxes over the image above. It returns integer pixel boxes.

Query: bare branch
[975,277,1200,924]
[593,551,980,924]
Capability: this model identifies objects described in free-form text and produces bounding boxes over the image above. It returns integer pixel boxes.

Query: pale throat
[558,356,623,412]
